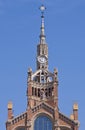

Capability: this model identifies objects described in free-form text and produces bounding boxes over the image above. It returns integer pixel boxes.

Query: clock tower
[6,5,79,130]
[27,5,58,111]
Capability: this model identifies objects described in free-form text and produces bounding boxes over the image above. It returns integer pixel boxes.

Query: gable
[31,102,54,114]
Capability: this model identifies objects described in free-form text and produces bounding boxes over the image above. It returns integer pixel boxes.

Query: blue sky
[0,0,85,129]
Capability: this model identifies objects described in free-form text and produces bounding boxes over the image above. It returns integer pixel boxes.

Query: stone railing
[11,112,27,125]
[32,81,53,88]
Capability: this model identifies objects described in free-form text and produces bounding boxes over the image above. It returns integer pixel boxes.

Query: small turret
[7,101,13,120]
[73,103,78,120]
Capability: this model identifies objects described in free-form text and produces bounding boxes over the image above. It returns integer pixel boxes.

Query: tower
[6,5,79,130]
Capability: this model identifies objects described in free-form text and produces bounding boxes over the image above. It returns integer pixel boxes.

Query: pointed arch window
[34,115,53,130]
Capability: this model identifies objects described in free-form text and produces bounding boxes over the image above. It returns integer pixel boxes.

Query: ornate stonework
[6,5,79,130]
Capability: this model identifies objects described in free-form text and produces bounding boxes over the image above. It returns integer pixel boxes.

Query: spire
[37,5,48,71]
[39,5,46,44]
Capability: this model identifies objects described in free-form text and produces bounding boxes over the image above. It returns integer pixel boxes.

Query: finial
[73,103,78,110]
[8,101,13,109]
[39,5,46,44]
[39,5,46,16]
[70,114,74,120]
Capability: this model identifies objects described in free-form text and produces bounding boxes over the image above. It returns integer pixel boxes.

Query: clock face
[38,56,47,64]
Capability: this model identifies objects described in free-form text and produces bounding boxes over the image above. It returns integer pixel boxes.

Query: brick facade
[6,5,79,130]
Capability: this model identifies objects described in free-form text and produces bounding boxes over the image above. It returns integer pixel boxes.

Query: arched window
[34,115,53,130]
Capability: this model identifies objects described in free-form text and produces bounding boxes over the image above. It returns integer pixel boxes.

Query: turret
[7,101,13,120]
[73,103,78,120]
